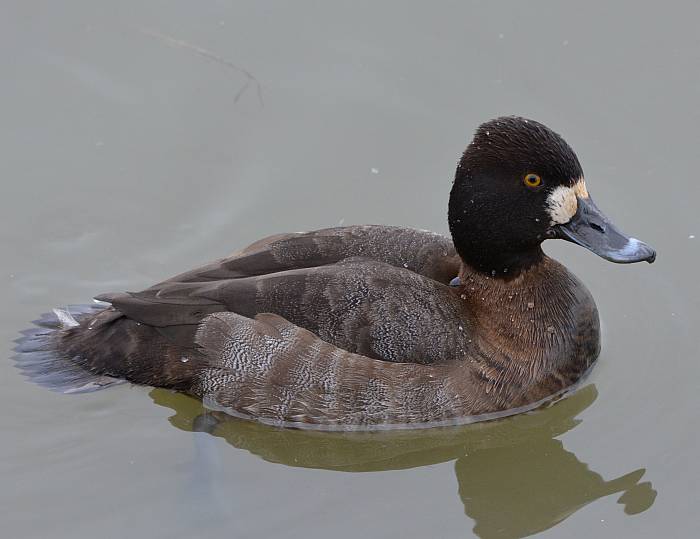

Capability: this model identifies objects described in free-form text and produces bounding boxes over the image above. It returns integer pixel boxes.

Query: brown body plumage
[14,117,655,430]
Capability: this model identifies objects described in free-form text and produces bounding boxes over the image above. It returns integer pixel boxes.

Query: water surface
[1,2,698,538]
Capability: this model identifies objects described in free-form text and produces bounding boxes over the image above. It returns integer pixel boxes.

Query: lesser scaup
[15,117,655,430]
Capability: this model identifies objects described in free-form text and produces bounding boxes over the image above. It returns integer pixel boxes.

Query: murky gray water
[1,2,698,538]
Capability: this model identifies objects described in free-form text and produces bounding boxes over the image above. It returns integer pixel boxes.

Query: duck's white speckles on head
[546,178,589,225]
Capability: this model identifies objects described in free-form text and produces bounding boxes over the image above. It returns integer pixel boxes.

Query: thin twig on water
[138,27,263,106]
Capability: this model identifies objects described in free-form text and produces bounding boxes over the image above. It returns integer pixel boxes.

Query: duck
[15,117,656,430]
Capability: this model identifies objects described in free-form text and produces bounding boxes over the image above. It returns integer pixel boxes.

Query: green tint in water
[1,1,696,537]
[152,385,656,538]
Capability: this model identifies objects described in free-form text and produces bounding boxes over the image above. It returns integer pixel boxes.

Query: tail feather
[13,304,125,394]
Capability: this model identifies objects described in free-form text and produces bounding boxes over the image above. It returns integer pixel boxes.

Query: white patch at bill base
[546,178,589,225]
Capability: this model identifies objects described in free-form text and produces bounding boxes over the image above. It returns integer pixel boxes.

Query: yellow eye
[523,173,542,188]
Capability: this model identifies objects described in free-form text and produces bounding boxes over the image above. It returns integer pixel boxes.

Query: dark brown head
[448,117,656,275]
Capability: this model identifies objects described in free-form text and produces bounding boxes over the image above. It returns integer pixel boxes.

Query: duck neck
[457,257,599,381]
[456,243,545,278]
[447,180,546,277]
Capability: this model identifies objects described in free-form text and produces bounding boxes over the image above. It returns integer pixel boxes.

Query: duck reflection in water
[150,384,656,538]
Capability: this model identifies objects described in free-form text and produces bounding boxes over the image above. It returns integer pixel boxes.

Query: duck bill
[554,197,656,264]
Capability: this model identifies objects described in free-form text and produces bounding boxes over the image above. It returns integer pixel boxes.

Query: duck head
[448,116,656,275]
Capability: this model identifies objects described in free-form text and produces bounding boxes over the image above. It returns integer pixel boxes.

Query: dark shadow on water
[150,385,656,538]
